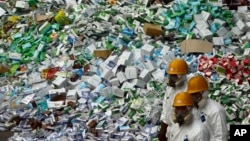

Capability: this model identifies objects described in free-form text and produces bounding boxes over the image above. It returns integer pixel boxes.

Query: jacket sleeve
[160,88,169,124]
[197,124,210,141]
[211,106,228,141]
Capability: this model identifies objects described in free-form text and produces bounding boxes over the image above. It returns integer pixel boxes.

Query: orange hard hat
[167,59,188,74]
[173,92,194,107]
[187,75,209,94]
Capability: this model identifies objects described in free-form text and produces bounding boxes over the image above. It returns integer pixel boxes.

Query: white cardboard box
[216,27,229,38]
[0,7,6,17]
[246,22,250,29]
[156,58,164,68]
[201,11,211,21]
[193,14,203,23]
[160,45,170,56]
[116,72,127,83]
[236,20,248,32]
[67,90,77,102]
[231,27,244,36]
[87,75,102,88]
[212,37,224,46]
[121,82,135,90]
[99,62,111,73]
[86,44,96,54]
[141,44,154,56]
[151,69,165,82]
[52,76,67,87]
[132,79,146,88]
[144,61,156,72]
[16,1,29,9]
[132,49,142,61]
[213,18,226,27]
[125,66,138,80]
[246,32,250,40]
[227,45,241,54]
[110,78,120,86]
[120,51,132,61]
[237,6,248,13]
[199,28,213,40]
[67,89,77,97]
[117,58,130,66]
[100,87,113,97]
[104,55,119,65]
[29,72,45,84]
[101,68,114,80]
[139,69,151,82]
[113,87,125,98]
[77,88,90,98]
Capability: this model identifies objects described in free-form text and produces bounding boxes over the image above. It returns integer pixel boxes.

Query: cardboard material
[94,49,112,59]
[143,23,162,37]
[181,39,213,54]
[35,14,54,22]
[0,65,9,74]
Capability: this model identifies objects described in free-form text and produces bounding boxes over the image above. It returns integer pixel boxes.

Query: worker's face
[174,106,189,125]
[168,74,178,87]
[191,92,202,108]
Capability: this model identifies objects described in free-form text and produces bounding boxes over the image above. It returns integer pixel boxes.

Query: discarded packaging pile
[0,0,249,140]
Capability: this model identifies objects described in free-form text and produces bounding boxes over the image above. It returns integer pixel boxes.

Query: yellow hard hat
[187,75,209,94]
[173,92,194,107]
[167,59,188,74]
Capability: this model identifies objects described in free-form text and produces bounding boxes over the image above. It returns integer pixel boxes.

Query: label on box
[67,90,77,97]
[48,88,66,94]
[52,77,66,86]
[47,100,65,108]
[9,52,21,60]
[15,1,29,9]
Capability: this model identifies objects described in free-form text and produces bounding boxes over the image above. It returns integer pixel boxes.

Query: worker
[158,59,188,141]
[187,75,228,141]
[168,92,210,141]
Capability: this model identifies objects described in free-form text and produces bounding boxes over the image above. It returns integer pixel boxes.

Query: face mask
[167,74,185,87]
[192,91,208,109]
[192,94,202,108]
[168,79,176,87]
[168,75,177,87]
[175,113,185,125]
[173,107,193,125]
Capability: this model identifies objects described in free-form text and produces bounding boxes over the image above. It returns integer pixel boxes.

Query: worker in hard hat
[158,59,189,141]
[168,92,210,141]
[187,75,228,141]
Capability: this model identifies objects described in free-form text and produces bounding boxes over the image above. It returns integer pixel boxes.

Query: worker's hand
[157,128,168,141]
[158,121,168,141]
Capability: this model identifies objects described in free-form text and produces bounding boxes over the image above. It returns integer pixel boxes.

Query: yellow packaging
[54,10,71,25]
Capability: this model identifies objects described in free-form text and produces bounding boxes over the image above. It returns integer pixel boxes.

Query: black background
[230,125,250,141]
